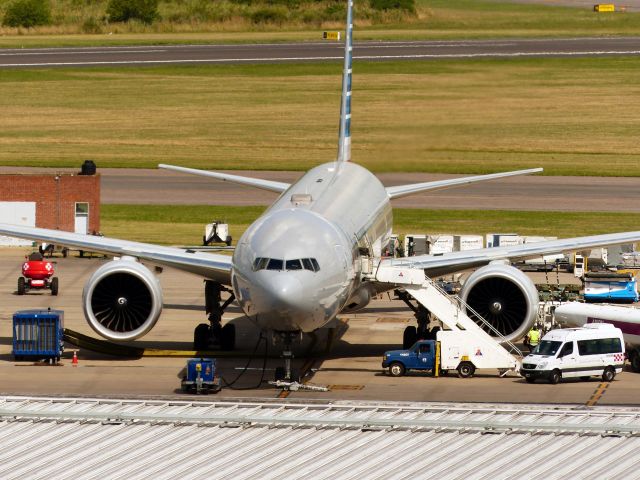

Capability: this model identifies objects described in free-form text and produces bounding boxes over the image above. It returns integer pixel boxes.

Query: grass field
[101,204,640,245]
[1,56,639,175]
[0,0,638,45]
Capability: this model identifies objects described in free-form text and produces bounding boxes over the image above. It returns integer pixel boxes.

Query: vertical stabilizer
[336,0,354,162]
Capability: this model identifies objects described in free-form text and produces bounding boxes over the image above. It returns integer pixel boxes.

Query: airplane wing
[0,224,233,284]
[386,168,543,199]
[159,164,291,193]
[384,230,640,277]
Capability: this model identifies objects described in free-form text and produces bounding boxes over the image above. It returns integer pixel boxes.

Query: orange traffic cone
[72,351,78,366]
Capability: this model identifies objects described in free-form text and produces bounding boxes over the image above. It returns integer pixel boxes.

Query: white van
[520,324,625,384]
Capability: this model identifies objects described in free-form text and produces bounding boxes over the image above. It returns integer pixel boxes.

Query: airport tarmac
[1,247,638,406]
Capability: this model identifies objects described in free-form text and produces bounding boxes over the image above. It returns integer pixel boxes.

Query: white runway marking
[1,49,639,67]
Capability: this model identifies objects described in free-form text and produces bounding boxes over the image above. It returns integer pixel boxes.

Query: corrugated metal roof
[2,396,640,479]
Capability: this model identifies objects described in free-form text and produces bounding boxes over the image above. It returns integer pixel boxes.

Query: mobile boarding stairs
[374,264,522,376]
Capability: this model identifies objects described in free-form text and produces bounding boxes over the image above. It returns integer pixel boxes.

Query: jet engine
[460,263,538,342]
[82,257,163,341]
[341,283,375,313]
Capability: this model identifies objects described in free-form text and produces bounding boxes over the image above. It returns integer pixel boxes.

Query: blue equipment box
[13,310,64,362]
[182,358,220,394]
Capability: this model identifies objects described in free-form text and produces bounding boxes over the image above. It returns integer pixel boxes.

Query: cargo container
[12,310,64,362]
[486,233,522,248]
[427,235,454,255]
[453,235,483,252]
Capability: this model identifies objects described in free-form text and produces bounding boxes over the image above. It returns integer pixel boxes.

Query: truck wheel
[62,248,68,258]
[193,323,210,350]
[439,369,448,377]
[17,277,25,295]
[602,366,616,382]
[225,236,232,246]
[549,369,561,385]
[50,277,59,296]
[388,362,405,377]
[525,377,536,383]
[457,362,475,378]
[402,326,417,349]
[630,350,640,373]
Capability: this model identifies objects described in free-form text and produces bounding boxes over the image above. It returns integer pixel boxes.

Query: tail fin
[336,0,354,163]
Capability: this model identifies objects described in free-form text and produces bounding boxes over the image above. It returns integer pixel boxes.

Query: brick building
[0,167,100,245]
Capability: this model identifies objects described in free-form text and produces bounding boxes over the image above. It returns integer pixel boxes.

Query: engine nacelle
[460,263,538,342]
[82,257,163,341]
[340,283,375,313]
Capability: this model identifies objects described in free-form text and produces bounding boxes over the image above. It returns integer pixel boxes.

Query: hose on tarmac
[221,332,269,390]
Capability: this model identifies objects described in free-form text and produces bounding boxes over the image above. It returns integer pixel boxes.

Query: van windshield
[532,340,562,356]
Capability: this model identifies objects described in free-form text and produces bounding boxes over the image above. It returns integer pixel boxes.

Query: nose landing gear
[273,331,300,383]
[193,281,236,351]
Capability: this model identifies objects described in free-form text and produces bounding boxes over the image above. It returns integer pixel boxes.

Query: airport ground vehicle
[203,221,231,246]
[181,358,221,394]
[382,330,518,379]
[18,252,59,295]
[12,309,64,362]
[520,324,625,384]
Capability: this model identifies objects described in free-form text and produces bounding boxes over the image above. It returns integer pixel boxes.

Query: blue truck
[382,339,470,378]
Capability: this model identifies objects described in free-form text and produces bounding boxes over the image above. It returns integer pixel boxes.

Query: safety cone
[72,351,78,366]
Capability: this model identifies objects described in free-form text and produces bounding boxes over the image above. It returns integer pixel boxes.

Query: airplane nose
[264,275,304,313]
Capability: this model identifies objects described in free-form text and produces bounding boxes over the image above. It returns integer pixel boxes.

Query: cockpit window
[252,257,269,271]
[286,259,302,270]
[254,257,319,272]
[311,258,320,272]
[267,259,284,270]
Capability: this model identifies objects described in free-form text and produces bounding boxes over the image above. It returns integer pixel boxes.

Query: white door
[0,202,35,246]
[75,202,89,234]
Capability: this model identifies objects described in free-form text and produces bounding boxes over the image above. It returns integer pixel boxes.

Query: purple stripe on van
[587,317,640,336]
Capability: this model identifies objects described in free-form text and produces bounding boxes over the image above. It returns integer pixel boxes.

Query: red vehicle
[18,252,59,295]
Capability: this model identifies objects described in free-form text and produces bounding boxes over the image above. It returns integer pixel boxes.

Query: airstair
[375,264,522,374]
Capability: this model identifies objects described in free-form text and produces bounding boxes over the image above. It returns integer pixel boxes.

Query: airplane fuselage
[231,161,392,332]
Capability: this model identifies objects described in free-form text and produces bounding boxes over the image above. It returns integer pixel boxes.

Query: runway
[1,37,639,67]
[2,166,638,212]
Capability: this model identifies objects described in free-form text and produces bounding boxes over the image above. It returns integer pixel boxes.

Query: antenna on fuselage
[336,0,354,163]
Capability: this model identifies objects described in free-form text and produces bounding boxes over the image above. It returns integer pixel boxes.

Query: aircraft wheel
[275,367,286,381]
[193,323,210,350]
[220,323,236,351]
[630,350,640,372]
[402,326,417,349]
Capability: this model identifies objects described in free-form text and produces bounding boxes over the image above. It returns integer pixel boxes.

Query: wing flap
[159,164,291,193]
[0,224,233,284]
[386,168,543,200]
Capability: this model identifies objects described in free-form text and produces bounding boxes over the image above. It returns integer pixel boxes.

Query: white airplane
[2,0,640,380]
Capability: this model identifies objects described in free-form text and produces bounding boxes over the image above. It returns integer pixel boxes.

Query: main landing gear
[193,281,236,351]
[396,289,440,349]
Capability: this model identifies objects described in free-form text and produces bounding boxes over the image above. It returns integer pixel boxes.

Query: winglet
[336,0,354,163]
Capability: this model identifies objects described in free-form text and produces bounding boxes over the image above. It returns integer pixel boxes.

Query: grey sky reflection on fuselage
[231,161,392,332]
